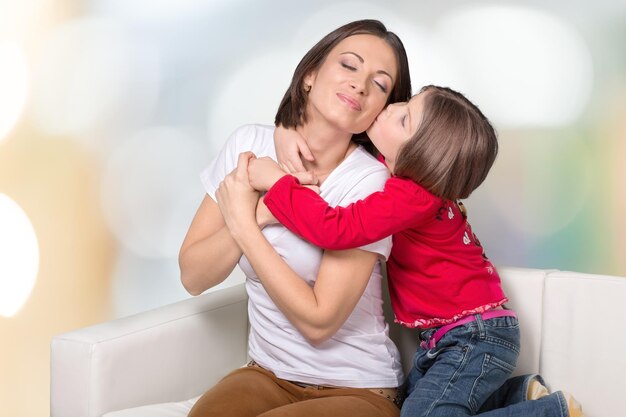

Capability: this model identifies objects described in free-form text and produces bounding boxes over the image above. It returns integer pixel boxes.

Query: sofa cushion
[103,397,199,417]
[541,270,626,417]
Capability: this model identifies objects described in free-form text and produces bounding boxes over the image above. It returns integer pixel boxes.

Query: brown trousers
[188,365,400,417]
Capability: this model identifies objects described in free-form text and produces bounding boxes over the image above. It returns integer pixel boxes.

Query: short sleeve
[200,125,252,201]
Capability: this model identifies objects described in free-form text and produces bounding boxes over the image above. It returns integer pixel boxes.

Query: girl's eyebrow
[339,51,394,82]
[407,104,416,133]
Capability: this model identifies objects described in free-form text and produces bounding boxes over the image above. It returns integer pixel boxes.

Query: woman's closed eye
[374,80,388,93]
[342,61,388,93]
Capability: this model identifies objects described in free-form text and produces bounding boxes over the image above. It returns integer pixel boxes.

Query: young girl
[246,85,584,417]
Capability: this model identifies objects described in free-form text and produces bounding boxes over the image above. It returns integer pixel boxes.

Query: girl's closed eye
[401,114,407,127]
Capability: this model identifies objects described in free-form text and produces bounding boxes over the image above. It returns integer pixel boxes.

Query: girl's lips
[337,93,361,111]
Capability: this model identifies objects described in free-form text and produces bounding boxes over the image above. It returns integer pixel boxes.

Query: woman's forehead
[331,34,397,71]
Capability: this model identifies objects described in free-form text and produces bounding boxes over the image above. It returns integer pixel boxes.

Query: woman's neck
[296,123,357,184]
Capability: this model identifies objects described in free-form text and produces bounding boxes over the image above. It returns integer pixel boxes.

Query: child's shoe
[561,391,585,417]
[526,376,550,400]
[526,376,585,416]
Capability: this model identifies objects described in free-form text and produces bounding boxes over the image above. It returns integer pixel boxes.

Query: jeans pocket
[468,352,517,412]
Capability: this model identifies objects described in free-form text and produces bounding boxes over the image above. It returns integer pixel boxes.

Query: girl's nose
[386,102,401,114]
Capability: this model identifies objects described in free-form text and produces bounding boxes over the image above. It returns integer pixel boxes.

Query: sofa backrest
[382,266,626,417]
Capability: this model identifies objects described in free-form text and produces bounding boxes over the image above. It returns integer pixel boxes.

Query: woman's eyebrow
[340,51,394,82]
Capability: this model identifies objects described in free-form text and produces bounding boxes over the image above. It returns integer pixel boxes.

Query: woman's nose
[349,76,367,94]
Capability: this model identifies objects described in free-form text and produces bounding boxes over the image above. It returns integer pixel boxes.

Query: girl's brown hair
[275,19,411,154]
[393,85,498,200]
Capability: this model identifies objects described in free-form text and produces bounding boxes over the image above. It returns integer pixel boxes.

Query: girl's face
[303,34,398,134]
[366,92,426,172]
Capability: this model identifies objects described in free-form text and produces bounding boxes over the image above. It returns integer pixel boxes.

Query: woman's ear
[303,72,317,92]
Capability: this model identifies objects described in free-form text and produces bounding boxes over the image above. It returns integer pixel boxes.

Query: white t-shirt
[201,124,403,388]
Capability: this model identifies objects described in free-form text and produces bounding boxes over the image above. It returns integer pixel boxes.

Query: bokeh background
[1,0,624,415]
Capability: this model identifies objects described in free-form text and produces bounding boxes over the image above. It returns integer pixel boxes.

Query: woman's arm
[217,153,378,345]
[178,195,244,296]
[263,175,437,250]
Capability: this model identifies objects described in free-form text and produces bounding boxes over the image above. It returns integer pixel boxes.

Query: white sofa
[51,266,626,417]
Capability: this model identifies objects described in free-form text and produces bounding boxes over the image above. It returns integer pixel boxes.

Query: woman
[179,20,412,417]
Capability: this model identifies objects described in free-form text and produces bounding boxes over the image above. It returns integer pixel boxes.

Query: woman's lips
[337,93,361,111]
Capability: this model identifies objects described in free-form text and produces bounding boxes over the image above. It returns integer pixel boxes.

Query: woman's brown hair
[275,19,411,154]
[393,85,498,200]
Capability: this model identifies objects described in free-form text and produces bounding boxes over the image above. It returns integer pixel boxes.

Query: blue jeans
[401,315,569,417]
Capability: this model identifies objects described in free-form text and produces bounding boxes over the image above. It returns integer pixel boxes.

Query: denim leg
[479,374,540,410]
[401,316,520,417]
[477,373,568,416]
[476,391,569,417]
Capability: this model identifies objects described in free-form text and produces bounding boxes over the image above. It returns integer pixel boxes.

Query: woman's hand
[274,125,315,173]
[216,152,259,238]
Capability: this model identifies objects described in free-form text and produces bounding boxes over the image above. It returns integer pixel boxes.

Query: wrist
[227,216,257,240]
[230,221,262,249]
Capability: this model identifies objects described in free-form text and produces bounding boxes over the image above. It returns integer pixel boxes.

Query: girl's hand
[249,157,320,192]
[248,157,288,191]
[274,125,315,173]
[216,152,259,236]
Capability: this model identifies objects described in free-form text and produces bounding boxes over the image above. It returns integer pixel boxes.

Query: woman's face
[366,92,426,172]
[303,34,398,134]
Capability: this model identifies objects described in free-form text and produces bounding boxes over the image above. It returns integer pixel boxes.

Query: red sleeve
[263,175,438,250]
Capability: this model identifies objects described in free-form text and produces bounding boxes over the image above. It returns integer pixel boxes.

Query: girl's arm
[263,175,438,250]
[217,154,379,345]
[274,125,315,173]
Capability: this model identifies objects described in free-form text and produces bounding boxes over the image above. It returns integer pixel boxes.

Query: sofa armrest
[51,283,248,417]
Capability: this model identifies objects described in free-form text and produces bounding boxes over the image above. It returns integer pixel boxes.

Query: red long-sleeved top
[263,175,507,328]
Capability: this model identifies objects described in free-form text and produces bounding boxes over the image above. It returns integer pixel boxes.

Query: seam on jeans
[423,343,471,417]
[483,335,520,354]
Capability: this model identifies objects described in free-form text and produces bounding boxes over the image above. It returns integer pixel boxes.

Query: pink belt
[420,309,517,350]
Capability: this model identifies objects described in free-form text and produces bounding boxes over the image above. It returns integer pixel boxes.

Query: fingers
[237,151,256,167]
[236,151,256,176]
[279,162,291,173]
[297,137,315,162]
[292,171,319,186]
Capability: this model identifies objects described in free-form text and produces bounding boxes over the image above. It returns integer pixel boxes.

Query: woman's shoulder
[224,124,276,155]
[345,146,390,178]
[327,146,390,203]
[229,123,274,143]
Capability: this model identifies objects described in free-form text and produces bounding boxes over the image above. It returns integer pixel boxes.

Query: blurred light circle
[0,42,29,143]
[92,0,231,24]
[101,127,208,258]
[206,51,295,154]
[0,0,52,40]
[485,133,592,238]
[437,5,593,127]
[0,194,39,317]
[31,18,160,145]
[291,1,405,47]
